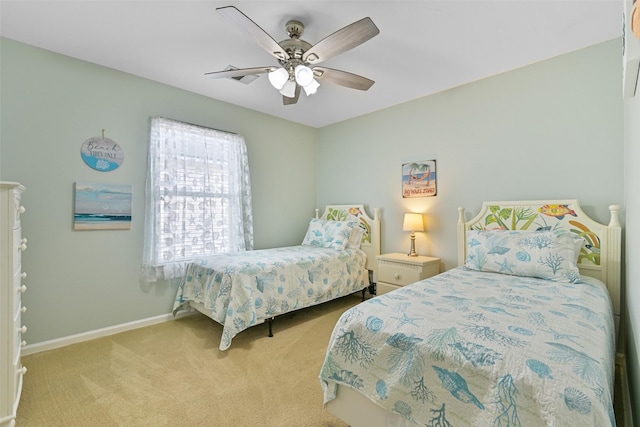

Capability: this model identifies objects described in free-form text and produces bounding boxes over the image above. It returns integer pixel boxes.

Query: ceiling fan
[205,6,380,105]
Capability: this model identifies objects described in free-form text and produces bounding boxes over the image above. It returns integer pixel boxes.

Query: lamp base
[408,233,418,257]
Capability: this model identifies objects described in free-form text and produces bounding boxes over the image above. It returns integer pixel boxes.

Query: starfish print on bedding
[496,258,516,274]
[391,313,421,327]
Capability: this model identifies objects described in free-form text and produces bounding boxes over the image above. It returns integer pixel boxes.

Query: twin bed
[172,204,380,351]
[321,200,621,427]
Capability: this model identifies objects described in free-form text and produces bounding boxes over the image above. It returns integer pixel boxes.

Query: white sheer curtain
[141,117,253,282]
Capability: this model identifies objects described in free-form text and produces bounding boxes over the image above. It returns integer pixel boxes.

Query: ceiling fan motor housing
[279,39,311,62]
[285,20,304,38]
[279,20,312,65]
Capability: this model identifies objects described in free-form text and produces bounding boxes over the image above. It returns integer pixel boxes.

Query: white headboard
[316,205,381,279]
[457,200,622,335]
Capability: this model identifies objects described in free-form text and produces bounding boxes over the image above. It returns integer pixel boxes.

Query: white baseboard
[22,310,196,356]
[616,352,634,427]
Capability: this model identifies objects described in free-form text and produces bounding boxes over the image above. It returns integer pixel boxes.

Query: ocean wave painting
[74,181,132,230]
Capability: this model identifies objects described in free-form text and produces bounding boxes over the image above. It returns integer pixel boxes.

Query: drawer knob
[18,206,26,214]
[19,325,27,334]
[18,366,27,375]
[19,243,27,251]
[21,306,27,313]
[21,272,27,279]
[19,285,27,293]
[21,340,27,347]
[393,273,400,280]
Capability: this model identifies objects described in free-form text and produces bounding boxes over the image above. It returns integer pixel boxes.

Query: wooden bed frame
[187,204,381,338]
[325,199,621,427]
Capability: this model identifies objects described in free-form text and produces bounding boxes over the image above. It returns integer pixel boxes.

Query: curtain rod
[155,116,239,136]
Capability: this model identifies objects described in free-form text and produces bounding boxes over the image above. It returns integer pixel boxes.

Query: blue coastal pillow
[464,229,584,283]
[301,219,357,251]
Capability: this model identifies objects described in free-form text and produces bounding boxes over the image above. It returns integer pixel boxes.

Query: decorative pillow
[464,229,584,283]
[345,225,365,249]
[301,219,356,250]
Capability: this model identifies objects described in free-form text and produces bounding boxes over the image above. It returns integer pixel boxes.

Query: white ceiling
[0,0,623,128]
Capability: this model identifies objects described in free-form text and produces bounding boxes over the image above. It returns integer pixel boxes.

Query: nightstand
[376,253,441,295]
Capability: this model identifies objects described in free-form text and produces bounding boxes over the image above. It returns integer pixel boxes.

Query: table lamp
[403,213,424,257]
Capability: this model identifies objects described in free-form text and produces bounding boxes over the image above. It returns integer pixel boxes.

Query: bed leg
[361,288,366,301]
[268,317,274,337]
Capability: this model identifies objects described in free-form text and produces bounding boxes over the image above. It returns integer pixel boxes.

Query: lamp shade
[302,78,320,96]
[279,80,297,98]
[402,213,424,232]
[268,68,289,90]
[294,65,314,86]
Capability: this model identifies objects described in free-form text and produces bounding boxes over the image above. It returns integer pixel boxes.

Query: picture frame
[402,160,437,198]
[73,181,132,230]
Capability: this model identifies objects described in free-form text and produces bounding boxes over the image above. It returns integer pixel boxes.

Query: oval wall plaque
[80,136,124,172]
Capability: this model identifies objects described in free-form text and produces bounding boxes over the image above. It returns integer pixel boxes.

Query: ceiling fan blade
[302,17,379,64]
[217,6,290,62]
[312,67,374,91]
[204,66,275,79]
[283,85,301,105]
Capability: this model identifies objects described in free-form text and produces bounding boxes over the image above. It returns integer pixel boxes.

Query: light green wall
[317,39,624,271]
[0,38,317,343]
[0,34,628,386]
[624,77,640,426]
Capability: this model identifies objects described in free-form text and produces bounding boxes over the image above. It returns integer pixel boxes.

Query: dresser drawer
[13,361,26,404]
[13,272,21,316]
[12,229,22,274]
[13,321,26,365]
[13,192,24,230]
[13,327,21,367]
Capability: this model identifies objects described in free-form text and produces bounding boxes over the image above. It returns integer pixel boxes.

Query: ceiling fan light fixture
[279,80,297,98]
[294,65,314,86]
[302,79,320,96]
[268,67,289,90]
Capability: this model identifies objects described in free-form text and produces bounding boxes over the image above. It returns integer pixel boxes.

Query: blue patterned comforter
[320,267,615,426]
[173,245,368,350]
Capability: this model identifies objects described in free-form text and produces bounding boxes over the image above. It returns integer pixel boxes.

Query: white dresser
[0,182,27,427]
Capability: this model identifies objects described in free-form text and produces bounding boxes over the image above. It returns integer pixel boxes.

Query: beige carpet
[17,295,363,427]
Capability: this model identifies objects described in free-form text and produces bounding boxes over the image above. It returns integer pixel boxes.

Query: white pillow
[346,226,365,249]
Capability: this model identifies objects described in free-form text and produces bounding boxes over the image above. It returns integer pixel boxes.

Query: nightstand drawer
[376,253,441,292]
[378,261,426,286]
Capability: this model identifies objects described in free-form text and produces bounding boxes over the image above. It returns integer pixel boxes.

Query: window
[141,117,253,282]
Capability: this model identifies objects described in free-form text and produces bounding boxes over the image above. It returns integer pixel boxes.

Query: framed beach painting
[74,182,132,230]
[402,159,437,198]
